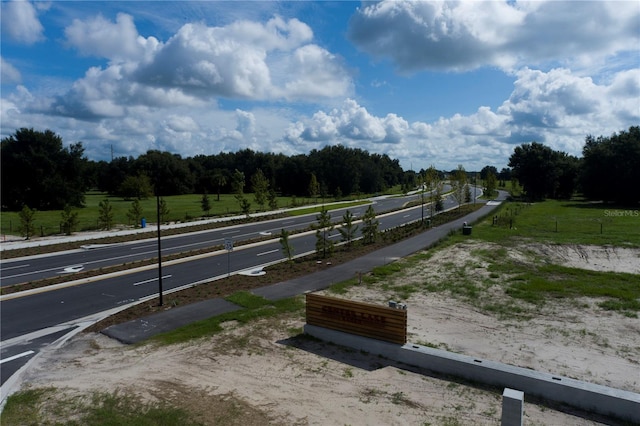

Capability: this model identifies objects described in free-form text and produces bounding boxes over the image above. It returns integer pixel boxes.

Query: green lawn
[0,191,374,237]
[463,199,639,247]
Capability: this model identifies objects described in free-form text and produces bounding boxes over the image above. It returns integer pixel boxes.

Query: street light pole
[156,192,163,306]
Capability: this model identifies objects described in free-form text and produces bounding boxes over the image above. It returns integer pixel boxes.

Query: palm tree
[213,169,227,201]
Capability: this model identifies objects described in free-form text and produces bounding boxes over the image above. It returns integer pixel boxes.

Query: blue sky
[1,1,638,171]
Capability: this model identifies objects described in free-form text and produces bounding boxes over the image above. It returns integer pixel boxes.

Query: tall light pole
[156,191,163,306]
[421,174,425,226]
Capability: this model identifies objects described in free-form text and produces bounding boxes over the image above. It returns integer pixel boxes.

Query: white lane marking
[281,220,294,225]
[222,230,239,235]
[130,244,156,250]
[59,265,84,274]
[0,350,35,364]
[1,264,30,271]
[257,249,278,257]
[133,275,172,286]
[403,214,411,218]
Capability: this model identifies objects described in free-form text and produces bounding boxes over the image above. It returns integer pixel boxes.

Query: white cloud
[285,68,639,170]
[1,0,45,45]
[0,57,21,83]
[348,0,640,73]
[45,14,352,119]
[65,13,157,62]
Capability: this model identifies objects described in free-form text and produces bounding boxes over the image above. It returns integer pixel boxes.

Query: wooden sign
[306,293,407,344]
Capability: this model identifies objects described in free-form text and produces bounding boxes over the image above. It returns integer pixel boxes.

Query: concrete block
[501,388,524,426]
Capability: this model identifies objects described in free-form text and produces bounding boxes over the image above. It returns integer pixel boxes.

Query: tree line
[1,129,405,211]
[2,125,638,213]
[508,126,639,204]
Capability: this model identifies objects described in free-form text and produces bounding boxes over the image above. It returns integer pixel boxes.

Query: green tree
[201,193,211,216]
[251,169,269,210]
[158,198,170,223]
[484,171,498,198]
[425,166,440,218]
[267,189,278,210]
[314,208,334,258]
[213,169,227,201]
[127,199,144,227]
[361,205,379,244]
[231,169,245,195]
[60,205,79,235]
[451,165,467,209]
[118,173,153,200]
[508,142,578,201]
[480,165,498,181]
[137,150,194,196]
[18,205,36,239]
[1,128,89,210]
[338,209,358,249]
[581,126,639,205]
[279,228,294,261]
[235,194,251,217]
[308,173,320,199]
[97,199,114,230]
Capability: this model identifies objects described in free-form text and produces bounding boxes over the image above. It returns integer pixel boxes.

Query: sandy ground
[16,242,640,425]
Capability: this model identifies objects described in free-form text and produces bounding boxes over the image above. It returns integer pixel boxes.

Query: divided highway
[1,189,469,390]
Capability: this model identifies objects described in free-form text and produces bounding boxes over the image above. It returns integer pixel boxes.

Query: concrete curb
[304,324,640,424]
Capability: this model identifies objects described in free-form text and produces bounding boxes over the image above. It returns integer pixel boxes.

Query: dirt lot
[17,242,640,425]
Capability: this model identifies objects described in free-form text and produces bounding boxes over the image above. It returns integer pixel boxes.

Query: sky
[1,1,639,172]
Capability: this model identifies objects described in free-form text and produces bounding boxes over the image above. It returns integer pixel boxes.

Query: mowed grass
[465,199,640,247]
[151,293,305,346]
[0,191,367,237]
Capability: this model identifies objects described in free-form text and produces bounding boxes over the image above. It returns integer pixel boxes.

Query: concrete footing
[304,324,640,424]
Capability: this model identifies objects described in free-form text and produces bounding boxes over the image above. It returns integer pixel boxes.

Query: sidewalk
[102,197,504,344]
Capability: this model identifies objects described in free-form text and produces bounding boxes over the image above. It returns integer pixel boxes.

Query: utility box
[462,225,472,235]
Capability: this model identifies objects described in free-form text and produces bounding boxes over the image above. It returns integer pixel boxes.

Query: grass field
[0,191,368,237]
[460,199,640,247]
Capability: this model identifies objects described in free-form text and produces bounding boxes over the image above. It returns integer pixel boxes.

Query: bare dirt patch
[15,241,640,425]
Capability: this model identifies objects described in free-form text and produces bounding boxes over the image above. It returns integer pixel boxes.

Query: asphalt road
[0,188,480,391]
[0,190,448,287]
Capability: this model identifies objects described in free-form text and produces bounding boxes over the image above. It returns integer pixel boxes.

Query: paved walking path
[103,195,506,344]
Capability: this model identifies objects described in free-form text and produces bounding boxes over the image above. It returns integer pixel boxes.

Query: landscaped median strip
[0,228,323,301]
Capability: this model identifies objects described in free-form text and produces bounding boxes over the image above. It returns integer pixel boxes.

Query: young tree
[267,189,278,210]
[213,169,227,201]
[361,205,379,245]
[18,205,36,239]
[425,166,440,218]
[338,209,358,249]
[127,199,144,227]
[314,208,334,258]
[235,194,251,217]
[158,198,170,223]
[60,205,79,235]
[251,169,269,210]
[451,165,467,209]
[279,228,294,262]
[308,173,319,200]
[231,169,245,195]
[484,171,498,198]
[201,193,211,216]
[338,210,358,248]
[464,184,472,203]
[97,198,114,230]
